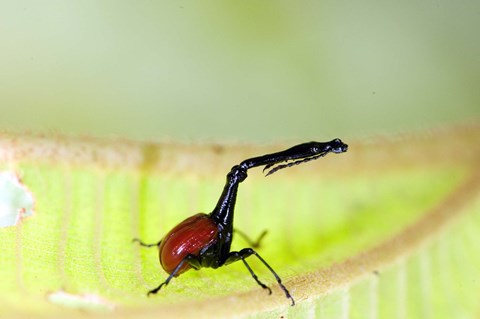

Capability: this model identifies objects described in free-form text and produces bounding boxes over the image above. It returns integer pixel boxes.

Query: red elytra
[159,213,218,276]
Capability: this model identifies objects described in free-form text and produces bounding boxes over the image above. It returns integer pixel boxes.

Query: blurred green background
[1,1,479,142]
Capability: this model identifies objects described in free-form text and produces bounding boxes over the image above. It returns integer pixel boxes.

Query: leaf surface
[1,125,479,318]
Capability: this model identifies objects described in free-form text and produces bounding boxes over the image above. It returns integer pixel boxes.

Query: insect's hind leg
[233,229,268,248]
[132,238,161,248]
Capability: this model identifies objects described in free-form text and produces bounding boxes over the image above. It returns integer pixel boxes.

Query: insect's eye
[330,139,348,153]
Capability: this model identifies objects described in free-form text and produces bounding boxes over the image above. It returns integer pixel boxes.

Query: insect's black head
[327,138,348,154]
[310,138,347,155]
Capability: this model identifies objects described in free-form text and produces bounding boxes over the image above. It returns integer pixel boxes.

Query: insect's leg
[132,238,161,248]
[225,248,295,306]
[224,250,272,295]
[147,254,198,296]
[233,229,268,248]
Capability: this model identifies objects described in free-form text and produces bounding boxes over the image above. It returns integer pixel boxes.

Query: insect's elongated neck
[210,165,246,227]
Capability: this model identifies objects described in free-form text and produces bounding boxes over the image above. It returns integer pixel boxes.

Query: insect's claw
[147,282,166,296]
[266,286,272,295]
[290,297,295,306]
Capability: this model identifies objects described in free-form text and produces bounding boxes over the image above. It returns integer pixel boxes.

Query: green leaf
[1,126,479,318]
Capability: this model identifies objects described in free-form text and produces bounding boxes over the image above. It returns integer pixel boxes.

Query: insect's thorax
[196,222,233,268]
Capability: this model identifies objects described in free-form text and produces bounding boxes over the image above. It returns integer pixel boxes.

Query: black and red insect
[133,139,348,306]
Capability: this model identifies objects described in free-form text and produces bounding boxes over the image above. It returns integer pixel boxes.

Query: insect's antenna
[264,153,327,177]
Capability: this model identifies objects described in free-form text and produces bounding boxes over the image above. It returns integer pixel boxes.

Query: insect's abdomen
[159,213,218,276]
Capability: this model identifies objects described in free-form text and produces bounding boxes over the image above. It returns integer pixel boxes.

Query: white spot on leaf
[0,171,35,227]
[47,290,116,312]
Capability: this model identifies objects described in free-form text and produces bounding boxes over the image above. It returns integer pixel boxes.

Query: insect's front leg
[224,248,295,306]
[224,249,272,295]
